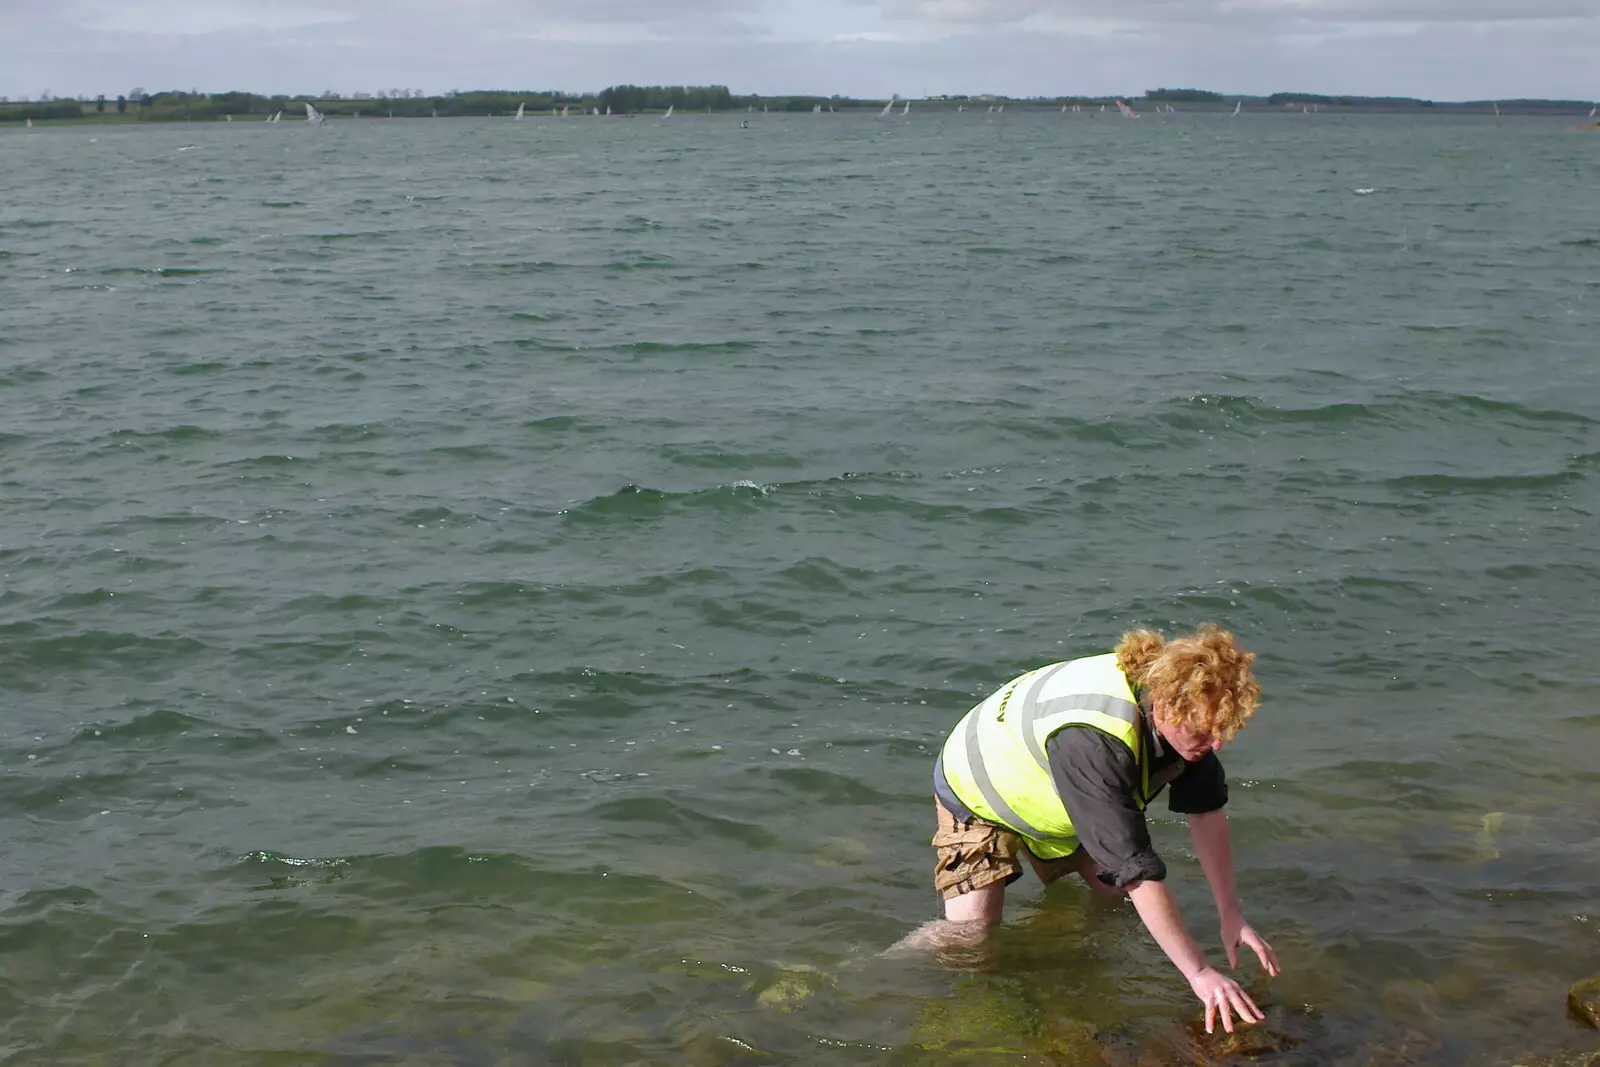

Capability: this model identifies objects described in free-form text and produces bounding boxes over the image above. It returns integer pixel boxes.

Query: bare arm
[1128,879,1264,1033]
[1188,809,1242,922]
[1126,879,1208,979]
[1188,808,1281,978]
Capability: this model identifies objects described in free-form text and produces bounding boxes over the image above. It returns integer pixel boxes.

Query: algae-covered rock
[755,964,831,1013]
[1379,978,1441,1028]
[1339,1025,1440,1067]
[1163,1004,1304,1066]
[1038,1016,1105,1066]
[1567,973,1600,1029]
[1475,811,1534,860]
[1512,1053,1600,1067]
[907,981,1039,1057]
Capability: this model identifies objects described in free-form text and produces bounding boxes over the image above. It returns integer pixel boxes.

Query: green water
[1,112,1598,1065]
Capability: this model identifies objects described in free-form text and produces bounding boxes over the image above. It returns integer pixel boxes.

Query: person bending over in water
[915,624,1280,1034]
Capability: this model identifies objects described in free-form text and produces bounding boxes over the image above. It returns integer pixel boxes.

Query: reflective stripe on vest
[939,654,1151,851]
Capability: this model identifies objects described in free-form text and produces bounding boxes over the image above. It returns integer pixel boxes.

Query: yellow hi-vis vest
[939,653,1152,860]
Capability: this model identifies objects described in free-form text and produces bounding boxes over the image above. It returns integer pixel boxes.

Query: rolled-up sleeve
[1045,727,1166,887]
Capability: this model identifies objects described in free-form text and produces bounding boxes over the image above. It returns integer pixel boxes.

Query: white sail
[25,117,33,130]
[763,103,768,113]
[813,103,822,113]
[606,106,612,115]
[902,100,910,115]
[664,105,673,118]
[560,105,569,117]
[305,102,325,124]
[515,102,525,119]
[593,107,600,115]
[957,104,964,112]
[880,99,894,117]
[1232,100,1241,117]
[1492,101,1501,117]
[997,103,1004,114]
[1590,105,1597,117]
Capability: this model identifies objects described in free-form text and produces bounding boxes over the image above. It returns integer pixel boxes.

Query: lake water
[2,111,1598,1066]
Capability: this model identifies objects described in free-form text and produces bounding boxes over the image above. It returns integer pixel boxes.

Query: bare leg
[1026,847,1130,897]
[884,805,1011,956]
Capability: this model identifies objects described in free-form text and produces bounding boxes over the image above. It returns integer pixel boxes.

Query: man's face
[1153,700,1223,762]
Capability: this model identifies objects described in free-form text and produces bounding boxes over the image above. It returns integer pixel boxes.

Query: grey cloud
[875,0,1599,23]
[2,0,1595,100]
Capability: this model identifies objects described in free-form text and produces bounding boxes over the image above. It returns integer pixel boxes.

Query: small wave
[76,708,205,740]
[1383,470,1582,494]
[522,415,600,434]
[241,851,350,869]
[219,453,301,469]
[106,424,220,444]
[428,444,502,461]
[602,254,676,271]
[472,260,568,273]
[559,482,772,524]
[98,266,214,277]
[309,232,387,242]
[588,796,778,849]
[312,422,384,442]
[766,766,900,805]
[168,360,227,376]
[1160,394,1380,432]
[0,629,209,681]
[658,447,802,470]
[776,557,880,595]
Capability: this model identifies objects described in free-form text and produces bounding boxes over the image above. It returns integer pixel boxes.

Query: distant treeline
[2,85,1594,123]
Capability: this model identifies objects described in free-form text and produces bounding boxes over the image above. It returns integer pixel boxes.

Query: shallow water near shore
[2,111,1599,1064]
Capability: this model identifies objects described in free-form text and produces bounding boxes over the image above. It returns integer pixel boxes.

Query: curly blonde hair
[1114,624,1261,741]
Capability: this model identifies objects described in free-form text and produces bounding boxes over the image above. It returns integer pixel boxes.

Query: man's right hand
[1187,967,1265,1034]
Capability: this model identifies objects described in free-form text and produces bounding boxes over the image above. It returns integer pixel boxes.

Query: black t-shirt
[934,722,1228,888]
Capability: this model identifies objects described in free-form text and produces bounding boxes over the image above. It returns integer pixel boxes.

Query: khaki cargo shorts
[931,800,1025,899]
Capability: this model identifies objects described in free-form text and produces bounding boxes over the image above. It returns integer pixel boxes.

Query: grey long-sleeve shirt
[934,723,1228,888]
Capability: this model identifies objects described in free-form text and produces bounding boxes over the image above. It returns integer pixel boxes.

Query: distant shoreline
[3,87,1596,125]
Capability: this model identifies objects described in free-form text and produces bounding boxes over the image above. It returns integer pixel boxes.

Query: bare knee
[942,882,1004,923]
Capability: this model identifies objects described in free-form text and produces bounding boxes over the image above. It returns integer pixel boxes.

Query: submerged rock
[1143,1004,1305,1067]
[1512,1053,1600,1067]
[1339,1025,1440,1067]
[755,963,832,1013]
[1568,973,1600,1029]
[1474,811,1535,860]
[902,981,1104,1064]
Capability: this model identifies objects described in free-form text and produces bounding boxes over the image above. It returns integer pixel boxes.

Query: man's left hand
[1221,914,1280,977]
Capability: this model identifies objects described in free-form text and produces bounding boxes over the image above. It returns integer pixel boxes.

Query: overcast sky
[3,0,1597,102]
